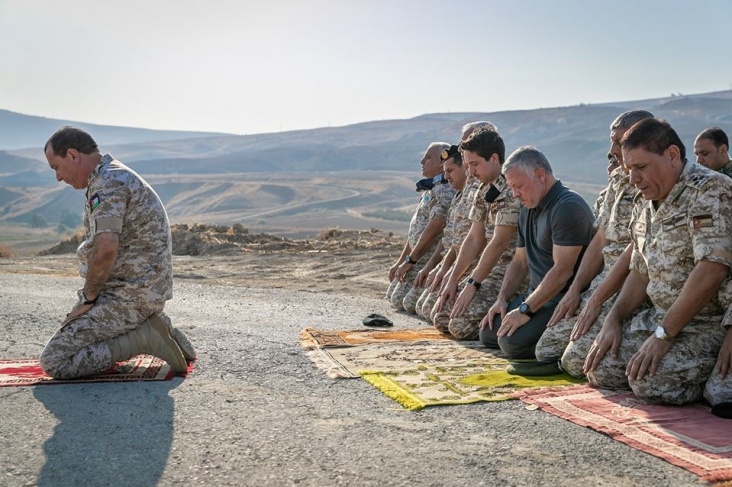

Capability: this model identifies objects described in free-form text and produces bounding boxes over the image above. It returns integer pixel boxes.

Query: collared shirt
[78,154,173,304]
[517,180,595,295]
[630,162,732,319]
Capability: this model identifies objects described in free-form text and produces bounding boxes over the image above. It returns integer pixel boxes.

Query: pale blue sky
[1,0,730,135]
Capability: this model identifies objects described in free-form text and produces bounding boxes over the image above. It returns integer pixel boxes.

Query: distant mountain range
[2,90,732,232]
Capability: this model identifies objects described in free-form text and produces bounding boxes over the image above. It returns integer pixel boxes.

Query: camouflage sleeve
[493,192,520,228]
[690,181,732,268]
[629,205,648,275]
[428,185,455,222]
[88,173,128,234]
[469,185,488,223]
[594,182,614,230]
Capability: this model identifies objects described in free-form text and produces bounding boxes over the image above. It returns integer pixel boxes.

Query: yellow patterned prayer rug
[305,339,500,378]
[0,355,183,386]
[361,363,584,410]
[300,327,451,349]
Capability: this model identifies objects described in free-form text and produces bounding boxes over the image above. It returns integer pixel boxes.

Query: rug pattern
[514,384,732,483]
[0,355,174,386]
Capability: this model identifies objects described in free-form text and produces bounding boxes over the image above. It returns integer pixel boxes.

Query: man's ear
[66,148,81,163]
[666,145,682,166]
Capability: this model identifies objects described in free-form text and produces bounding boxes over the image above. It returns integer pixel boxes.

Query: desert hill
[1,90,731,241]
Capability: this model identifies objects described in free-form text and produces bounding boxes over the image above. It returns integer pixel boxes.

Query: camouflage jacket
[595,168,638,272]
[78,154,173,303]
[630,162,732,320]
[407,175,455,249]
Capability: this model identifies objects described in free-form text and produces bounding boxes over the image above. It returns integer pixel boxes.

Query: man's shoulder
[685,163,730,191]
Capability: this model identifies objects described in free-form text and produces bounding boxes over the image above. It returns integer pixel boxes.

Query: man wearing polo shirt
[483,146,594,359]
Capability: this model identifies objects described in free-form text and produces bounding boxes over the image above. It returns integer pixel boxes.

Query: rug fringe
[361,370,425,411]
[704,470,732,484]
[303,349,357,379]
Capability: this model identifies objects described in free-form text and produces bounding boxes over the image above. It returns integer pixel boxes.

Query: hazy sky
[1,0,731,135]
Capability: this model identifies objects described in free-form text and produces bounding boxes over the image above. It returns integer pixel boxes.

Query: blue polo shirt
[517,180,595,298]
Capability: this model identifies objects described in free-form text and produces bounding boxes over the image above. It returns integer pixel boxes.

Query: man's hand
[484,299,508,330]
[388,262,400,282]
[496,308,531,337]
[451,284,477,319]
[395,262,413,282]
[429,267,447,293]
[626,334,673,381]
[714,328,732,379]
[437,280,458,312]
[571,297,603,341]
[583,317,623,374]
[62,301,94,326]
[414,267,430,288]
[547,289,581,328]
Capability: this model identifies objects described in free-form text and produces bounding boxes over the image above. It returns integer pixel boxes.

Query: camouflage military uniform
[536,168,638,376]
[388,178,454,312]
[40,154,183,378]
[433,176,520,340]
[717,160,732,180]
[588,163,732,404]
[412,177,486,321]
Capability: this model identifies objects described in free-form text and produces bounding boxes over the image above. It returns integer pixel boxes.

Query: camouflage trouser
[704,371,732,406]
[415,288,439,322]
[535,292,609,377]
[402,284,425,314]
[40,296,163,379]
[433,277,501,341]
[385,263,425,312]
[588,308,727,404]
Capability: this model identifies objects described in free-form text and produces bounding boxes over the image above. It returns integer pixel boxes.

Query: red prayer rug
[513,384,732,483]
[0,355,190,386]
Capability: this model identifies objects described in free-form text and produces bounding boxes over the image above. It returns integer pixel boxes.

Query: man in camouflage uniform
[387,142,453,312]
[694,126,732,178]
[585,118,732,404]
[433,127,520,340]
[413,121,496,321]
[407,146,470,321]
[40,126,195,379]
[535,110,654,376]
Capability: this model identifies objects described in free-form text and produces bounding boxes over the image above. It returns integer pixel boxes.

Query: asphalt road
[0,272,707,487]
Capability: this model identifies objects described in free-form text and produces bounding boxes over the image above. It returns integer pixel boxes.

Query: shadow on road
[33,380,183,486]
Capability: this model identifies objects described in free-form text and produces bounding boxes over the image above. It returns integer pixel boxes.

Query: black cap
[440,145,460,162]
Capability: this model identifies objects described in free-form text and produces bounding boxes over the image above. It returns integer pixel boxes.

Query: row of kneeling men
[386,114,732,410]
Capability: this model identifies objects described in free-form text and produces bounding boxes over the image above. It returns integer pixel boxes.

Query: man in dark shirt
[482,146,594,359]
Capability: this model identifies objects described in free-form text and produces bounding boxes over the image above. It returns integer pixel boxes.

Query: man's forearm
[470,225,516,283]
[586,243,632,307]
[409,218,445,261]
[660,260,729,337]
[566,230,606,294]
[524,264,576,312]
[604,269,649,326]
[497,253,528,302]
[84,232,119,298]
[449,223,487,284]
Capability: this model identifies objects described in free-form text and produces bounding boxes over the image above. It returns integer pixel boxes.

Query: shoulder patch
[692,214,714,229]
[89,193,100,211]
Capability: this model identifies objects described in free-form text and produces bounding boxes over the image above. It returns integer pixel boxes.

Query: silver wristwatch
[654,325,672,341]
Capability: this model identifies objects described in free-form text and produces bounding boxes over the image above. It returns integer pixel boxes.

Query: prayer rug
[361,363,584,411]
[0,355,185,387]
[300,327,451,349]
[306,339,502,378]
[513,384,732,483]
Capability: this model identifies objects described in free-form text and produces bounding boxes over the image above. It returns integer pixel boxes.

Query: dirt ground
[3,224,404,297]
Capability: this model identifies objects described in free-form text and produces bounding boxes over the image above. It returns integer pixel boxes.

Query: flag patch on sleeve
[692,214,713,229]
[89,193,100,211]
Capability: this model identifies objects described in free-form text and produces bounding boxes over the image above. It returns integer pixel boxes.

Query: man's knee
[497,335,536,359]
[448,319,479,341]
[631,375,703,405]
[704,373,732,406]
[479,325,499,349]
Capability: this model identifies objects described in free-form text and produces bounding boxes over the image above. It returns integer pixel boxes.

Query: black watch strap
[81,291,98,305]
[467,277,482,290]
[405,255,416,265]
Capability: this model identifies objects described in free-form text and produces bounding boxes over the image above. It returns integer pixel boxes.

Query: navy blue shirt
[517,180,595,298]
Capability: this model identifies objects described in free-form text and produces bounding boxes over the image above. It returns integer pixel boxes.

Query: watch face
[519,303,529,314]
[655,326,665,339]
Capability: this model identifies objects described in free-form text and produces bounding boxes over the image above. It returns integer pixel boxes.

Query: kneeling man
[41,126,195,379]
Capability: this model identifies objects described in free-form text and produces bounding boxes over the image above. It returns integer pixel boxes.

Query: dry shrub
[0,244,14,258]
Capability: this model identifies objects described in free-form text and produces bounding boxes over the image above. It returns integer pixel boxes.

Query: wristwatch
[467,277,482,290]
[80,291,98,306]
[654,325,672,341]
[518,302,534,318]
[404,255,416,265]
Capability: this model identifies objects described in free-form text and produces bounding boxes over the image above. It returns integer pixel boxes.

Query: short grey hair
[502,146,553,176]
[462,121,497,138]
[428,141,450,152]
[610,110,654,131]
